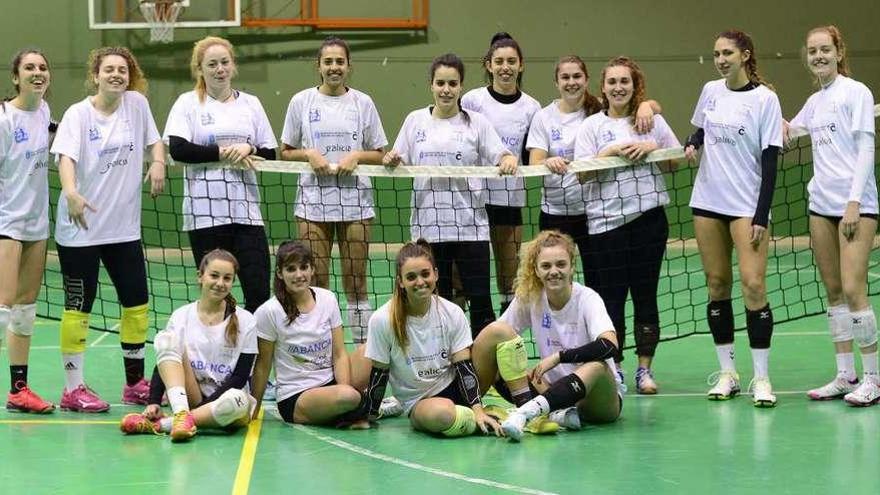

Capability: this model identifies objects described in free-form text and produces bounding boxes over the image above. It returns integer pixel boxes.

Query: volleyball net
[37,107,880,357]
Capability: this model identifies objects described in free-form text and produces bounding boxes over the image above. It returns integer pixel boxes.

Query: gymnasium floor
[2,305,878,495]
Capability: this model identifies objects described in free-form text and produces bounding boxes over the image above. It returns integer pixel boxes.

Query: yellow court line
[231,408,264,495]
[0,419,118,425]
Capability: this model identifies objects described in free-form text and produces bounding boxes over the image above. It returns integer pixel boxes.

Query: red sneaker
[7,386,56,414]
[120,413,162,435]
[170,410,196,442]
[60,384,110,413]
[122,378,151,405]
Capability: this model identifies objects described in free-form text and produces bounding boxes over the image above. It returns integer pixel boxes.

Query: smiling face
[278,259,313,296]
[555,61,587,103]
[397,255,437,306]
[198,259,236,303]
[806,30,840,82]
[13,52,50,98]
[534,244,574,293]
[713,37,749,82]
[94,54,129,97]
[199,44,235,96]
[602,65,634,112]
[487,46,522,89]
[430,65,462,114]
[318,44,350,91]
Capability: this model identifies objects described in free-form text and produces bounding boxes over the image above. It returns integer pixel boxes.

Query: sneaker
[501,410,528,442]
[170,410,197,442]
[121,378,151,405]
[635,367,658,395]
[377,396,404,419]
[749,377,777,408]
[120,413,161,435]
[6,386,55,414]
[614,366,629,395]
[843,377,880,407]
[548,407,581,431]
[807,376,859,401]
[60,384,110,413]
[524,415,560,435]
[706,371,741,400]
[483,404,509,422]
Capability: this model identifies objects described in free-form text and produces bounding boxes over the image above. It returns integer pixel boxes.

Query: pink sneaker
[60,384,110,413]
[7,386,56,414]
[122,378,151,405]
[120,413,162,435]
[170,410,197,442]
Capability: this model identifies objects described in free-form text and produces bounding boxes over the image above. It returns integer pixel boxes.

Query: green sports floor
[2,303,879,495]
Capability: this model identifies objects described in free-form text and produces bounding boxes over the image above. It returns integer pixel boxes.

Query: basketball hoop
[139,0,183,44]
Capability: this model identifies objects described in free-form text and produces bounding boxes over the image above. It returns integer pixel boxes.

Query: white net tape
[139,1,183,43]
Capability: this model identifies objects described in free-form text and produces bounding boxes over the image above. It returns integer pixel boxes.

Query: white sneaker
[501,410,528,442]
[749,377,777,408]
[843,377,880,407]
[807,376,858,401]
[707,371,741,400]
[635,367,658,395]
[377,396,404,418]
[548,407,581,431]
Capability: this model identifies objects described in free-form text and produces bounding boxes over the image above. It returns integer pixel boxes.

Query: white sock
[835,352,857,381]
[517,395,550,420]
[167,386,189,414]
[62,353,85,390]
[158,417,172,433]
[715,344,736,373]
[751,348,770,379]
[861,351,879,381]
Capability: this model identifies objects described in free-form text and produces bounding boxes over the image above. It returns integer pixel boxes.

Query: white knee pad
[9,303,37,337]
[827,305,852,343]
[210,388,252,426]
[851,309,879,348]
[0,305,9,345]
[154,330,183,364]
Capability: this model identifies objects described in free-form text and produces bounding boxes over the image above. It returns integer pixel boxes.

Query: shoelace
[706,370,738,387]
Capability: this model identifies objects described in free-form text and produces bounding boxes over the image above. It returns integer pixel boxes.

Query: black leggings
[539,211,590,280]
[583,208,668,361]
[57,240,149,313]
[188,224,271,313]
[431,241,495,337]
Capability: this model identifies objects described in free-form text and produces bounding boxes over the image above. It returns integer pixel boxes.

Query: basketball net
[139,0,183,43]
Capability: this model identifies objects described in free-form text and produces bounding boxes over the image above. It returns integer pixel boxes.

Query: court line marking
[231,408,264,495]
[90,324,117,347]
[290,421,559,495]
[0,419,118,425]
[629,390,809,398]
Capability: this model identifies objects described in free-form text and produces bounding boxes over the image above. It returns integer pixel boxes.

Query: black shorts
[809,210,879,222]
[485,204,523,227]
[276,379,337,423]
[410,379,469,416]
[691,207,742,224]
[0,234,12,241]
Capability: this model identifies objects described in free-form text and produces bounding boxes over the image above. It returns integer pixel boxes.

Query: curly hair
[86,46,147,95]
[513,230,577,305]
[598,56,646,118]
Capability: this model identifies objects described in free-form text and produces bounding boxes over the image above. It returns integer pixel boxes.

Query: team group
[0,24,876,442]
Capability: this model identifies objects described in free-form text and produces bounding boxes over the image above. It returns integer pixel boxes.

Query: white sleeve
[499,297,531,335]
[573,118,597,160]
[237,311,259,354]
[364,311,393,365]
[163,95,194,142]
[391,113,415,165]
[525,111,549,152]
[139,94,161,147]
[251,97,278,149]
[582,291,615,341]
[652,116,681,148]
[253,303,278,342]
[361,97,389,150]
[460,90,479,113]
[849,131,876,203]
[51,105,83,162]
[0,111,10,161]
[789,97,811,130]
[326,292,343,328]
[447,303,473,354]
[690,83,710,128]
[851,84,876,135]
[477,116,511,165]
[759,92,784,149]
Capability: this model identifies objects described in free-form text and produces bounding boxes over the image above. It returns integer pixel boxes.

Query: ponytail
[223,293,239,346]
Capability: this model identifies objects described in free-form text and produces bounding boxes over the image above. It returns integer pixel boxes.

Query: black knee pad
[746,305,773,349]
[634,323,660,357]
[707,299,735,345]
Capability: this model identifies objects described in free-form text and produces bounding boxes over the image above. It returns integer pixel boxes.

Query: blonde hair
[389,239,436,350]
[514,230,577,305]
[85,46,147,95]
[190,36,236,102]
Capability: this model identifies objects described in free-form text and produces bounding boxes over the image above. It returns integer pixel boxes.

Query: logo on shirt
[419,150,462,161]
[309,108,321,123]
[88,127,101,141]
[13,127,28,143]
[189,360,233,375]
[501,135,521,148]
[706,97,716,112]
[541,313,552,329]
[827,122,837,132]
[200,112,215,126]
[601,129,616,144]
[550,127,562,142]
[415,129,427,143]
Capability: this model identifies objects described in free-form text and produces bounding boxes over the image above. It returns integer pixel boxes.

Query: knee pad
[634,323,660,357]
[746,305,774,350]
[210,388,252,427]
[707,300,735,345]
[441,405,476,437]
[0,305,10,332]
[851,309,878,348]
[154,330,183,365]
[120,304,149,344]
[60,310,89,353]
[9,304,37,337]
[496,335,528,382]
[827,305,852,343]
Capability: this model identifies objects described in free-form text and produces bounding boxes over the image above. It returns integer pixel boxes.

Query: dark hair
[717,29,773,91]
[389,239,437,350]
[482,32,524,87]
[198,249,240,346]
[599,56,646,117]
[9,48,49,96]
[429,53,470,124]
[273,240,315,325]
[554,55,602,116]
[317,36,351,63]
[806,25,849,79]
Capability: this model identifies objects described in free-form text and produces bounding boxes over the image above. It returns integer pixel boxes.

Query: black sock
[10,365,27,393]
[707,299,735,345]
[746,305,773,349]
[543,373,588,411]
[121,343,145,385]
[510,387,534,407]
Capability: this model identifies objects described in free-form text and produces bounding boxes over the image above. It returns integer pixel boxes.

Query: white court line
[691,331,825,337]
[289,420,559,495]
[90,324,117,347]
[628,390,808,398]
[31,344,118,350]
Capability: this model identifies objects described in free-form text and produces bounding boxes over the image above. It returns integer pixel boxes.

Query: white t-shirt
[0,101,50,241]
[575,113,679,234]
[790,75,878,215]
[526,101,589,216]
[689,80,783,217]
[51,91,160,246]
[164,90,277,231]
[461,87,540,207]
[281,87,388,222]
[162,301,258,398]
[500,282,619,387]
[391,108,511,242]
[365,296,473,414]
[254,288,343,401]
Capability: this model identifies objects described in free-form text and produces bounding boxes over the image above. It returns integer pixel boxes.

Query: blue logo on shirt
[415,129,427,143]
[309,108,321,123]
[550,127,562,142]
[601,130,615,143]
[200,113,215,126]
[13,127,28,143]
[706,98,716,112]
[541,313,552,329]
[88,127,101,141]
